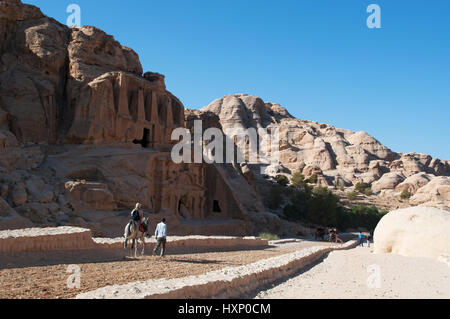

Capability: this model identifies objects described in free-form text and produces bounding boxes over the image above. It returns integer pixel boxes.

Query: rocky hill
[0,0,271,236]
[1,0,448,238]
[191,94,450,211]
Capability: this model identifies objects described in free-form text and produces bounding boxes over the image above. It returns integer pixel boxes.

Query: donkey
[124,217,149,258]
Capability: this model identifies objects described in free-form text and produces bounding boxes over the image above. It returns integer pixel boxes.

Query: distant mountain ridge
[187,94,450,210]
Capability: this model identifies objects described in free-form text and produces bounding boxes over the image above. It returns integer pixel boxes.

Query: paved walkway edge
[76,240,358,299]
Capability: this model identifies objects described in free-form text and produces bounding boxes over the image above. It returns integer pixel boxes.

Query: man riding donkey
[124,203,150,257]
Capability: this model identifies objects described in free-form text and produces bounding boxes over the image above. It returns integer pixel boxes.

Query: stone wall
[94,235,268,252]
[0,227,96,253]
[0,226,268,253]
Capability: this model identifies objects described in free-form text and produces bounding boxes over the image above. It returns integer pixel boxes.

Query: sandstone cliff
[0,0,256,236]
[1,1,448,238]
[193,94,450,211]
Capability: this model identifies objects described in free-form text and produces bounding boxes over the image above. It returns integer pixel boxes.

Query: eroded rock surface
[0,0,254,236]
[191,94,449,210]
[1,1,448,238]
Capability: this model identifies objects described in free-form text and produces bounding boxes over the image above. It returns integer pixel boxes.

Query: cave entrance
[213,200,222,213]
[178,200,186,218]
[133,128,150,148]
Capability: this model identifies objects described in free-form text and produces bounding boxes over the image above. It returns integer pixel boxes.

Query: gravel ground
[253,246,450,299]
[0,240,328,299]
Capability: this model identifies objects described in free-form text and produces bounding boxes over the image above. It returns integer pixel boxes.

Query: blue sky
[24,0,450,160]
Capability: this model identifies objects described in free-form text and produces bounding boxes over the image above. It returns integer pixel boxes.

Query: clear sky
[24,0,450,160]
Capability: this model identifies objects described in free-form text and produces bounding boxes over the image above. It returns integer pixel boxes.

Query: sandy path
[0,240,326,299]
[253,246,450,299]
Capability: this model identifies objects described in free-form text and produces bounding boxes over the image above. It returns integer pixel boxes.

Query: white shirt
[154,222,167,238]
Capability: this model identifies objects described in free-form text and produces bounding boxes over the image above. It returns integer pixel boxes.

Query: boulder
[0,197,33,230]
[15,202,51,224]
[64,181,116,211]
[10,182,27,206]
[395,172,433,194]
[347,131,395,160]
[24,176,46,196]
[410,176,450,205]
[371,172,405,193]
[33,189,54,204]
[0,183,8,199]
[302,165,323,178]
[0,197,16,217]
[374,206,450,258]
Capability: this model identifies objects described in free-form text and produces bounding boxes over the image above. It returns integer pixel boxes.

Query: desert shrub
[291,172,306,189]
[283,204,302,222]
[258,232,280,241]
[276,175,289,187]
[355,182,370,194]
[339,205,388,231]
[400,190,412,200]
[334,178,345,191]
[266,185,283,210]
[283,188,308,222]
[347,191,358,200]
[305,186,340,226]
[364,188,373,196]
[283,186,339,227]
[307,173,318,184]
[279,183,386,231]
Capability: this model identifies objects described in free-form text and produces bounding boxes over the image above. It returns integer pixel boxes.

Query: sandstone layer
[0,226,96,252]
[191,94,450,211]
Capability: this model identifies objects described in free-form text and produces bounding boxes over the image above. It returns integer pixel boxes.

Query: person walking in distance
[358,231,364,247]
[153,218,167,257]
[367,232,373,248]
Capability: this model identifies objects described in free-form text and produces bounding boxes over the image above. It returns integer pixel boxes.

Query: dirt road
[253,246,450,299]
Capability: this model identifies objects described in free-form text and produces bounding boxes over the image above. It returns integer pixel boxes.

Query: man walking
[153,218,167,257]
[367,232,373,248]
[358,231,364,247]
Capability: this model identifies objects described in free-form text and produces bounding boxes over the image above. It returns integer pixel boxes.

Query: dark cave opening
[213,200,222,213]
[133,128,150,148]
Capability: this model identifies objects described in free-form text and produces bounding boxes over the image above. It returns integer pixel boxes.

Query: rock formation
[374,206,450,258]
[410,176,450,210]
[0,0,254,236]
[0,0,184,148]
[1,0,448,238]
[193,94,450,210]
